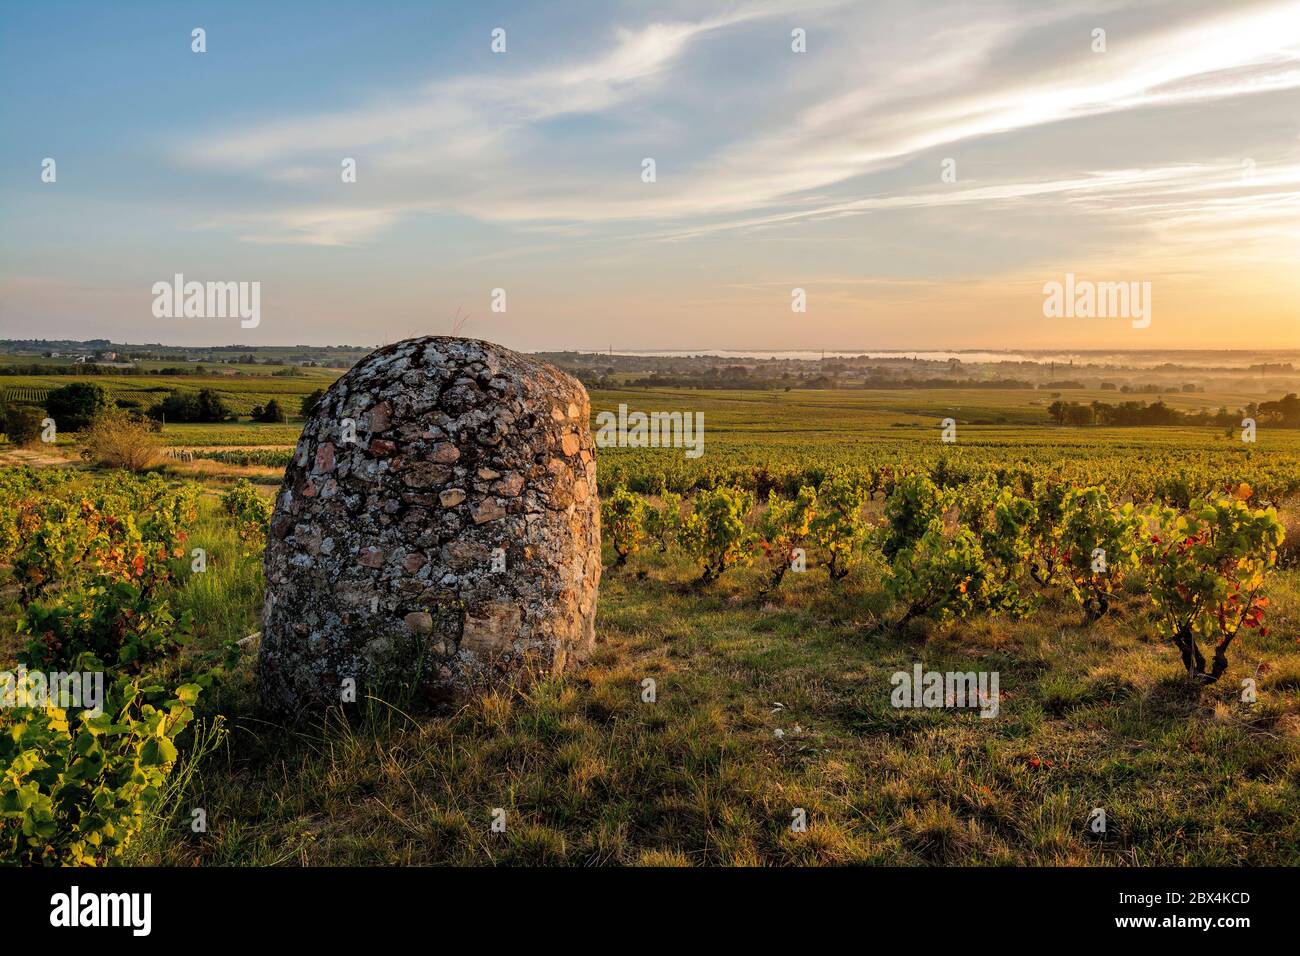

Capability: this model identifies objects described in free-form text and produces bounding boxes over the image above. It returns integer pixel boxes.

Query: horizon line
[6,338,1300,357]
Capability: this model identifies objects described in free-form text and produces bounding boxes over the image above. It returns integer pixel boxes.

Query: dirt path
[0,446,82,469]
[0,444,282,485]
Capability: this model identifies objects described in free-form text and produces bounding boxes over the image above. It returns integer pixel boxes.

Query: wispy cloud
[222,206,404,246]
[179,0,1300,250]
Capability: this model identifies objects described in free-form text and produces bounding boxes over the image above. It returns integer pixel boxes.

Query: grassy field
[128,543,1300,866]
[14,382,1299,492]
[3,382,1299,866]
[0,366,341,419]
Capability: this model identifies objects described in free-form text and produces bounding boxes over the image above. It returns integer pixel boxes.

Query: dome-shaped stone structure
[257,337,600,715]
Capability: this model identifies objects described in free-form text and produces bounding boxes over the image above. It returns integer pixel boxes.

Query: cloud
[176,0,1300,253]
[653,162,1300,242]
[180,10,764,171]
[222,206,403,246]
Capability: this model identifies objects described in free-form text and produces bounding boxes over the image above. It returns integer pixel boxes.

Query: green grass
[157,423,303,447]
[0,367,340,418]
[128,540,1300,866]
[168,496,266,647]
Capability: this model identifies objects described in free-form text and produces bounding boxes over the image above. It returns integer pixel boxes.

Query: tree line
[1047,394,1300,427]
[2,382,332,442]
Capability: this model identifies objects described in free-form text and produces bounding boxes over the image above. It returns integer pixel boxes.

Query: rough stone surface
[258,336,600,715]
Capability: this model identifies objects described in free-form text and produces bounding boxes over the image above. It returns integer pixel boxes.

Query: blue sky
[2,0,1299,351]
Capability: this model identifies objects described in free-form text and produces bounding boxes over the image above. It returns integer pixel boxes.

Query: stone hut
[257,336,600,715]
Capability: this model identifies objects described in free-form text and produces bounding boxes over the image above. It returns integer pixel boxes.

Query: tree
[259,399,287,423]
[3,405,45,445]
[1259,393,1300,427]
[148,388,231,424]
[45,382,108,430]
[149,390,200,423]
[1064,403,1095,426]
[195,388,231,422]
[300,388,326,418]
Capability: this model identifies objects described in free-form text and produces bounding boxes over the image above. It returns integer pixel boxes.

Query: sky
[1,0,1298,352]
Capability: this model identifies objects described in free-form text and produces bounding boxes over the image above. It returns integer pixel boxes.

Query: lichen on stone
[258,336,600,715]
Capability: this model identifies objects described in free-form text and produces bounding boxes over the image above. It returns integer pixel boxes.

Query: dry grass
[131,539,1300,867]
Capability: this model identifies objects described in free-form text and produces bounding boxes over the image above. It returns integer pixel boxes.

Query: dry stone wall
[258,336,600,715]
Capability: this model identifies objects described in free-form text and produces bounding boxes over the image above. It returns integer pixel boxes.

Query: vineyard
[604,473,1285,678]
[0,386,54,407]
[170,447,296,467]
[0,468,261,865]
[153,435,1300,505]
[3,381,1300,865]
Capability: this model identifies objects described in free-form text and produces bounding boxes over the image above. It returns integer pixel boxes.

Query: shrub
[1027,481,1068,585]
[683,486,754,585]
[221,478,272,544]
[601,487,647,568]
[19,582,189,671]
[754,485,817,591]
[1143,488,1284,683]
[0,679,200,866]
[957,480,1038,611]
[880,473,945,560]
[1060,486,1141,620]
[1154,469,1196,510]
[79,408,162,471]
[45,382,108,431]
[811,474,868,580]
[1277,508,1300,569]
[2,404,45,445]
[885,523,988,627]
[13,497,117,601]
[865,464,897,501]
[644,491,684,552]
